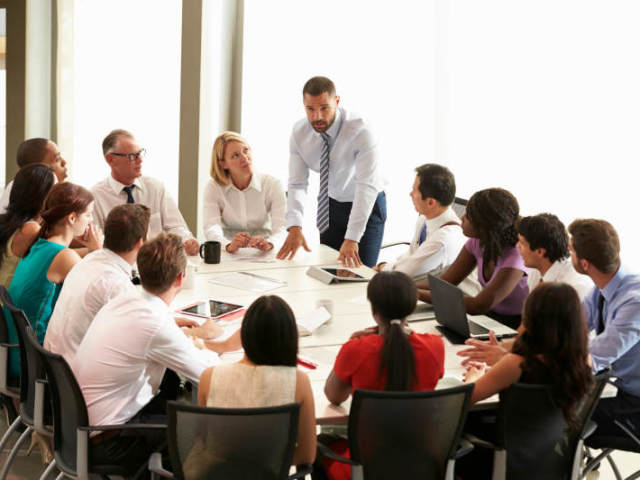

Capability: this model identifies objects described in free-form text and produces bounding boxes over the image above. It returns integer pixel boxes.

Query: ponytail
[367,272,419,392]
[380,319,416,391]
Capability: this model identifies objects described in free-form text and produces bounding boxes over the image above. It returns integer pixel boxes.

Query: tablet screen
[179,300,243,319]
[321,268,366,280]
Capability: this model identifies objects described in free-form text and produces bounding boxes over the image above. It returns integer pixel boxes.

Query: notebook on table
[428,274,518,344]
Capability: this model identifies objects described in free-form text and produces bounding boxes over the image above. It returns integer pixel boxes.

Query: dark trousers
[586,388,640,448]
[320,192,386,268]
[90,370,180,478]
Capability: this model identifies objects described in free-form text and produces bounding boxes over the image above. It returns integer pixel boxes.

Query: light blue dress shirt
[584,264,640,397]
[287,107,383,242]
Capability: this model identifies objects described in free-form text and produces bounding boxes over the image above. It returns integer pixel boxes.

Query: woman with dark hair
[417,188,529,329]
[6,182,103,378]
[197,295,316,466]
[459,282,594,478]
[321,271,445,480]
[0,164,56,287]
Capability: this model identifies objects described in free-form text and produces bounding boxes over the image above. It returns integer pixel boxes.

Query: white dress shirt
[72,289,219,428]
[91,175,194,240]
[202,173,286,248]
[382,207,466,281]
[527,257,594,300]
[44,248,135,362]
[287,107,384,241]
[0,180,13,215]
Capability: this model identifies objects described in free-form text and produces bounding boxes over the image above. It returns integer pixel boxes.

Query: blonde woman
[203,132,286,253]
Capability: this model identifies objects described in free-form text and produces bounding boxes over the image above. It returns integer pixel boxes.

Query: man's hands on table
[337,239,362,268]
[277,226,311,260]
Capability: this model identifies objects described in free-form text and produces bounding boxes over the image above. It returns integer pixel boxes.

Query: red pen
[297,357,318,370]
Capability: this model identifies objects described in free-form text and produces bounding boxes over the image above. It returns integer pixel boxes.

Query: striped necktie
[123,185,135,204]
[418,223,427,245]
[316,133,330,234]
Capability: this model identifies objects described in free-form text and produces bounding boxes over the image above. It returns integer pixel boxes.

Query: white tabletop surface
[175,243,613,424]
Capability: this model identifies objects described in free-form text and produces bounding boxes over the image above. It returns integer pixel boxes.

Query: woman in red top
[321,271,445,479]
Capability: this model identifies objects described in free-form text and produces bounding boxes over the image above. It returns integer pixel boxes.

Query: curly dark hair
[465,188,520,266]
[512,283,594,431]
[517,213,569,263]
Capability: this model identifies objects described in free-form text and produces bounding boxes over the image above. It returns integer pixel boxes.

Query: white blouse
[202,172,287,248]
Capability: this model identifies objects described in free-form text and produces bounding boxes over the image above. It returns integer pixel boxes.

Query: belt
[90,429,121,446]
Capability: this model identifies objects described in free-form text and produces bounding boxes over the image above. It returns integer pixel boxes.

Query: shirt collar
[107,174,144,196]
[601,264,627,301]
[140,288,170,312]
[425,207,460,231]
[223,172,263,193]
[542,257,568,282]
[320,107,343,140]
[101,248,134,277]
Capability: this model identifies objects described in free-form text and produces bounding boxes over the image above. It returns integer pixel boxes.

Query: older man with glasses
[91,129,199,255]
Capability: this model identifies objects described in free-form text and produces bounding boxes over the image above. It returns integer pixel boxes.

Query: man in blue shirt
[277,76,386,268]
[568,219,640,444]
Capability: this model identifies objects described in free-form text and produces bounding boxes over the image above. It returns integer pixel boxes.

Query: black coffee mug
[199,241,221,264]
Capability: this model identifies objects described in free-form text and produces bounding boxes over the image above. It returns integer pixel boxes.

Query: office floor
[1,418,639,479]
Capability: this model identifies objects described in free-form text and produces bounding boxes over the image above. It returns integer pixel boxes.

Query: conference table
[172,243,477,425]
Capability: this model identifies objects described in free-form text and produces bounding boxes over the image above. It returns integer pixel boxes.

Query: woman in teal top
[6,182,103,379]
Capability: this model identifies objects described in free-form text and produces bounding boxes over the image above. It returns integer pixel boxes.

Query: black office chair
[582,378,640,480]
[317,385,474,480]
[0,286,54,479]
[148,400,312,479]
[0,299,24,477]
[24,325,165,479]
[466,373,609,480]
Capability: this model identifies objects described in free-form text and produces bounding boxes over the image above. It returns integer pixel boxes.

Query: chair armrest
[317,442,360,466]
[148,451,174,478]
[0,343,19,349]
[454,438,474,459]
[288,464,313,479]
[78,423,166,432]
[464,433,500,451]
[381,241,410,249]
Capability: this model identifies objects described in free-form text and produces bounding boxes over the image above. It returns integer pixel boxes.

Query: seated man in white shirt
[44,203,150,361]
[374,163,466,282]
[0,137,68,214]
[91,129,199,255]
[516,213,593,299]
[71,233,233,472]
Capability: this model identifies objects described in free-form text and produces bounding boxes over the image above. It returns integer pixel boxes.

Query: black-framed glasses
[110,148,146,162]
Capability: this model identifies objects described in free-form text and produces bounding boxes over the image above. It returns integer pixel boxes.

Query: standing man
[277,76,385,267]
[91,129,199,255]
[0,138,68,213]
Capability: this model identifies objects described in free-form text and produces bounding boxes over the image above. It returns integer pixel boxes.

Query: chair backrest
[167,400,300,480]
[23,324,88,476]
[0,285,45,424]
[451,197,467,219]
[497,376,608,480]
[348,385,473,480]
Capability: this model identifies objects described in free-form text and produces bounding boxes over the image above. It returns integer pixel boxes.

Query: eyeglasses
[110,148,146,162]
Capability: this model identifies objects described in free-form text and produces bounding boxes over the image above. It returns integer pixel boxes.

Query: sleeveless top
[0,221,40,288]
[6,238,66,378]
[206,363,297,407]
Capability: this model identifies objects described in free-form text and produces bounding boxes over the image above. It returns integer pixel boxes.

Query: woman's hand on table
[248,235,273,251]
[458,330,508,367]
[226,232,251,253]
[462,361,487,383]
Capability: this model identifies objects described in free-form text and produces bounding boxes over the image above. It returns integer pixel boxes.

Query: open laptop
[428,274,518,343]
